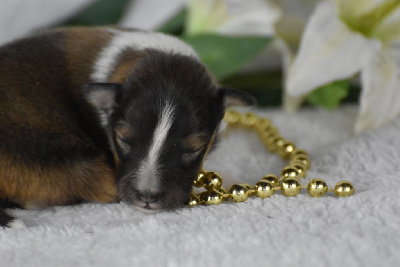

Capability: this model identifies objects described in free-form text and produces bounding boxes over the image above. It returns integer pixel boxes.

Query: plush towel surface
[1,106,399,267]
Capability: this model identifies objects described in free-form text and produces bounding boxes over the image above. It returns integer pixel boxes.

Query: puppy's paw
[7,219,26,229]
[1,209,25,229]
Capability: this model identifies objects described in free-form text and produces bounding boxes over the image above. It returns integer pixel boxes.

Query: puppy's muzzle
[137,191,162,204]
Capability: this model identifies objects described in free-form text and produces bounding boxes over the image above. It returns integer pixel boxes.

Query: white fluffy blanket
[1,106,399,267]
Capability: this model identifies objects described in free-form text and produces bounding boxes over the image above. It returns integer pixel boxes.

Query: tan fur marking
[0,96,74,136]
[109,50,147,83]
[114,151,120,169]
[186,133,208,151]
[114,122,134,156]
[0,155,117,208]
[64,27,114,87]
[114,122,134,139]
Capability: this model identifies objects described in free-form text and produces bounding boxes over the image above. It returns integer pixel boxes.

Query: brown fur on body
[0,27,256,222]
[0,28,118,208]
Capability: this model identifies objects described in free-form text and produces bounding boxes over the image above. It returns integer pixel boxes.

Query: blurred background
[0,0,364,109]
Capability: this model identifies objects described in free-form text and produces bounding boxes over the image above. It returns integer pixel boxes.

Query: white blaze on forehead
[91,29,199,82]
[137,102,175,192]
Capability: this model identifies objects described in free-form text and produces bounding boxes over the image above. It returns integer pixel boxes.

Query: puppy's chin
[125,199,161,213]
[133,205,160,214]
[130,200,184,213]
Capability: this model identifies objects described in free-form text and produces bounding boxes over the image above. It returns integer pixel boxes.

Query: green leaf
[157,8,187,35]
[306,80,350,109]
[63,0,130,26]
[181,34,271,80]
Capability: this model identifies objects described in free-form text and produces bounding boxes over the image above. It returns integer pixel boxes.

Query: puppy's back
[0,26,202,211]
[0,28,117,208]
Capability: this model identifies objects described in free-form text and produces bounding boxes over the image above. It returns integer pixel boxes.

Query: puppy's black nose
[138,191,161,203]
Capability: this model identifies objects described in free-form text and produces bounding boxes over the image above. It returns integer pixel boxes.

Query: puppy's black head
[84,51,255,212]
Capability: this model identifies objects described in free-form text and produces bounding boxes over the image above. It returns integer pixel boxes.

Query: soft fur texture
[0,28,254,218]
[1,106,399,266]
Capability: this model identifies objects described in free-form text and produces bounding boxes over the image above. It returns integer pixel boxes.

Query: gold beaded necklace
[188,110,355,207]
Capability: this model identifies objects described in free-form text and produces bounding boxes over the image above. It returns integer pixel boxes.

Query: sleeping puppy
[0,27,255,228]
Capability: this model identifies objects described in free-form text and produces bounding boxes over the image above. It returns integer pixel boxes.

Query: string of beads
[188,110,355,207]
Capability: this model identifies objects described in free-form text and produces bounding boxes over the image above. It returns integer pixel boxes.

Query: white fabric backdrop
[1,106,399,267]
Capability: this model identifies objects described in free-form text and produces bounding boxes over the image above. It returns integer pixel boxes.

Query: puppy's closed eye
[183,132,209,164]
[116,136,131,155]
[182,147,204,164]
[114,121,134,155]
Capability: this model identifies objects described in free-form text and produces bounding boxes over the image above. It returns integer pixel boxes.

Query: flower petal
[337,0,387,23]
[373,2,400,43]
[277,38,306,112]
[274,0,321,46]
[356,47,400,132]
[286,1,381,97]
[186,0,280,36]
[119,0,187,30]
[274,0,321,112]
[355,3,400,132]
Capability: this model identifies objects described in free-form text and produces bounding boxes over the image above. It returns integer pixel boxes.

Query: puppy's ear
[219,86,257,107]
[82,83,122,126]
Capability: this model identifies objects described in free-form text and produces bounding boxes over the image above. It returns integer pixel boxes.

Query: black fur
[0,28,255,226]
[0,210,14,228]
[0,199,21,228]
[112,51,226,210]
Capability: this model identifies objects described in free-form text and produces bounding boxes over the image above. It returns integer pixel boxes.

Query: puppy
[0,27,255,227]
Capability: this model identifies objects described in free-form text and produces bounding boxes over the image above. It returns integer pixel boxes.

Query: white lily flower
[186,0,322,111]
[185,0,282,73]
[287,0,400,132]
[119,0,188,30]
[120,0,281,36]
[271,0,322,112]
[186,0,281,36]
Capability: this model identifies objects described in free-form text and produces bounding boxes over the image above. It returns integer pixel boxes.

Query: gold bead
[292,156,311,170]
[267,125,278,134]
[188,194,201,207]
[241,183,255,196]
[255,180,274,199]
[218,187,227,194]
[224,110,240,125]
[241,183,253,189]
[193,170,206,187]
[307,178,328,197]
[289,160,307,169]
[261,131,278,146]
[229,184,249,202]
[281,178,301,197]
[281,166,299,179]
[203,172,222,190]
[334,181,355,197]
[255,118,271,133]
[267,136,285,152]
[291,149,309,159]
[260,125,278,138]
[290,163,306,178]
[279,141,296,159]
[261,174,279,187]
[200,190,223,205]
[240,112,258,128]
